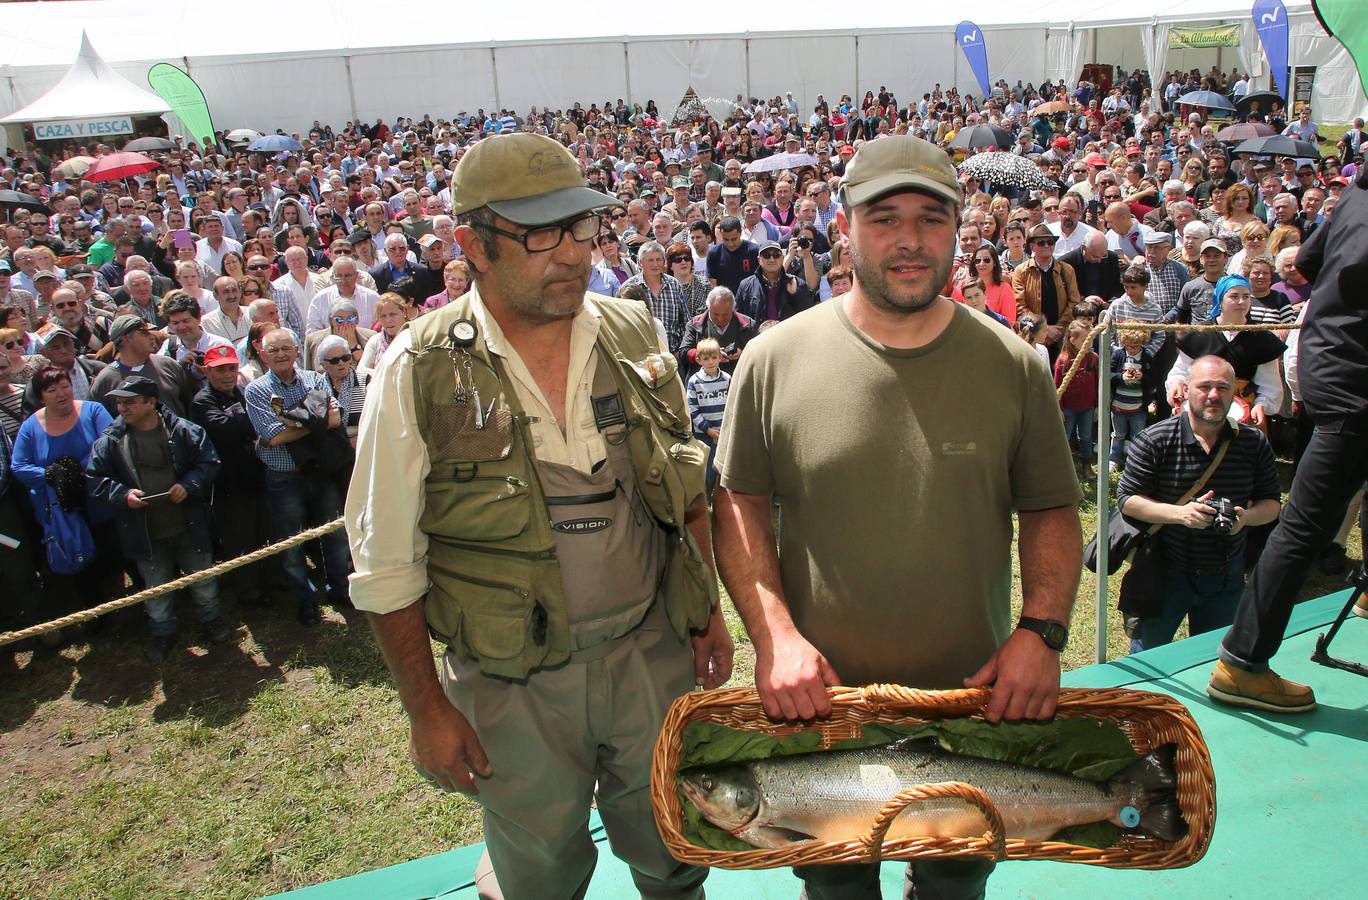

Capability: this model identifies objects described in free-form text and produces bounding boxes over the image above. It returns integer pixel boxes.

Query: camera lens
[798,237,811,250]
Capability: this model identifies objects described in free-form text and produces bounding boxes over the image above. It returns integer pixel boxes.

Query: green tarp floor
[277,589,1368,900]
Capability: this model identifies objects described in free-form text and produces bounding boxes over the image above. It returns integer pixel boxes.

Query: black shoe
[297,604,321,627]
[202,618,233,644]
[326,590,352,609]
[1320,543,1348,575]
[148,634,174,663]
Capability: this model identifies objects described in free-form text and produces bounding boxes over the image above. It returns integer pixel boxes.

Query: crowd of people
[0,61,1363,669]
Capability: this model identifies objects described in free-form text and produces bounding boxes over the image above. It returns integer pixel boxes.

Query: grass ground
[1,493,1359,899]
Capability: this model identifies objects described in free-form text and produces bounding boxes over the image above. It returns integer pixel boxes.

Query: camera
[722,343,738,356]
[797,237,812,250]
[1205,497,1237,534]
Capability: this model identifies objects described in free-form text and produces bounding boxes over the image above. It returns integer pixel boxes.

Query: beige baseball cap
[450,133,621,225]
[840,135,960,210]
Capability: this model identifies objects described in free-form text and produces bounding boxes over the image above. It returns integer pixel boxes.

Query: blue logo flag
[956,21,992,99]
[1253,0,1289,99]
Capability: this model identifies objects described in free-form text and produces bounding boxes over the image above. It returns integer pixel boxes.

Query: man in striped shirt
[1117,356,1282,654]
[245,328,352,626]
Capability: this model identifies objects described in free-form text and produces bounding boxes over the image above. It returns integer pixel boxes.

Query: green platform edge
[276,588,1367,899]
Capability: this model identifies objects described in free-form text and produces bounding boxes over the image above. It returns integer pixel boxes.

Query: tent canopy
[0,31,169,124]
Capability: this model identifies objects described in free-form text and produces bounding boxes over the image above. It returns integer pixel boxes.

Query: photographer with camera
[1116,355,1282,653]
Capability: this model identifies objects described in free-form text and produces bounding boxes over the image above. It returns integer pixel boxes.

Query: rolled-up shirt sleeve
[346,330,432,614]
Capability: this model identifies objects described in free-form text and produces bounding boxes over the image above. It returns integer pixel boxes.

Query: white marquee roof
[0,31,170,123]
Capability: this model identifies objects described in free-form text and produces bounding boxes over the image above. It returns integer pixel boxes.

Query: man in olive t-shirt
[713,136,1083,900]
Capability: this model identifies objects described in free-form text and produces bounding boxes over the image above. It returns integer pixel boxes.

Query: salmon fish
[679,736,1187,848]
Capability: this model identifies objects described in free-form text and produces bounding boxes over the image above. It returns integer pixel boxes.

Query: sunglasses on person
[322,354,352,365]
[247,263,271,271]
[609,211,627,220]
[1043,203,1059,211]
[759,250,783,259]
[2,340,21,349]
[332,314,360,324]
[668,256,691,265]
[1031,239,1056,248]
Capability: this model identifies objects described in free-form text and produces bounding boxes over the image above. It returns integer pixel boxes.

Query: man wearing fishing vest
[346,132,733,900]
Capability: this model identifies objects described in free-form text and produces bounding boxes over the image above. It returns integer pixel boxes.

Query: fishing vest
[406,292,717,679]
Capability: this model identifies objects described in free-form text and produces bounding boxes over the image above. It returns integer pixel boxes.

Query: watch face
[1045,623,1068,648]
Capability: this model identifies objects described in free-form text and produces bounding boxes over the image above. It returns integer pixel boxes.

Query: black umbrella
[1236,91,1284,116]
[949,124,1013,151]
[1232,135,1321,159]
[958,152,1056,190]
[0,189,48,214]
[124,136,177,152]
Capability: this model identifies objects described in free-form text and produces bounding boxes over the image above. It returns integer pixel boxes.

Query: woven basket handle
[863,782,1007,862]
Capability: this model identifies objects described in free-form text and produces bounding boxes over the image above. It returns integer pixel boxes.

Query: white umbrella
[743,152,819,174]
[225,128,263,143]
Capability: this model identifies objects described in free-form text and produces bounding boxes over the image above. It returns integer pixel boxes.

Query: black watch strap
[1017,616,1069,652]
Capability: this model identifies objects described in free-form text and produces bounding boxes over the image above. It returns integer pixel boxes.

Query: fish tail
[1106,743,1189,842]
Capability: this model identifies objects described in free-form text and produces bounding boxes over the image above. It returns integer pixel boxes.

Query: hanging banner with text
[1253,0,1290,99]
[147,63,216,147]
[955,21,992,100]
[32,117,133,141]
[1168,24,1242,49]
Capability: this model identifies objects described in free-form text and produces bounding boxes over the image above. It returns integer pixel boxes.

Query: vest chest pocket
[433,569,538,663]
[617,355,690,435]
[422,470,532,542]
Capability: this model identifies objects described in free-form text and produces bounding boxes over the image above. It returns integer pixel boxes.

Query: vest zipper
[429,536,557,561]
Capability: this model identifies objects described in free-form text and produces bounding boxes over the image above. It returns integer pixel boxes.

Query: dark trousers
[262,468,350,612]
[0,492,43,629]
[797,858,995,900]
[1220,418,1368,672]
[212,488,275,603]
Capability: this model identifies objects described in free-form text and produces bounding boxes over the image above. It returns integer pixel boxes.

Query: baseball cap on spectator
[449,132,622,225]
[1328,176,1349,187]
[1083,152,1107,168]
[839,135,960,210]
[1200,238,1228,254]
[34,270,59,283]
[1051,136,1071,150]
[69,264,97,278]
[202,345,239,368]
[418,233,445,248]
[38,326,76,347]
[721,186,742,198]
[0,261,11,274]
[106,375,159,399]
[346,230,372,246]
[1125,146,1142,157]
[1143,231,1174,246]
[838,145,855,158]
[109,314,149,343]
[756,240,782,253]
[671,177,689,189]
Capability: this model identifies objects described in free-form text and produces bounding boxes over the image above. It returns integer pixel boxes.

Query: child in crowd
[686,338,730,494]
[959,278,1010,328]
[1017,316,1049,367]
[1054,319,1099,480]
[1109,326,1155,473]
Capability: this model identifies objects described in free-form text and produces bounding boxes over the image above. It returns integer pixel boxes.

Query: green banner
[1168,24,1243,49]
[1314,0,1368,99]
[147,63,216,148]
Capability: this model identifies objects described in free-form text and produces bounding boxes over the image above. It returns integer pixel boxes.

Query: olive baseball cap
[840,135,960,210]
[451,133,621,225]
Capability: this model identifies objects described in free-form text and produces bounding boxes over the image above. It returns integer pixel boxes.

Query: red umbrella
[85,151,161,183]
[1216,122,1276,143]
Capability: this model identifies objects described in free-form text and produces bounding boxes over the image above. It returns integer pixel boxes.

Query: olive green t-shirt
[715,298,1082,689]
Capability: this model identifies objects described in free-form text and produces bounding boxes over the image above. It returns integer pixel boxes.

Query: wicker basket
[651,684,1215,870]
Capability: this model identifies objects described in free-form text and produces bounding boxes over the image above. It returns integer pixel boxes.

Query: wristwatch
[1017,617,1069,652]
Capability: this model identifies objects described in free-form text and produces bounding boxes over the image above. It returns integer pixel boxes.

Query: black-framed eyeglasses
[609,211,627,220]
[323,354,352,365]
[759,250,783,259]
[473,213,601,253]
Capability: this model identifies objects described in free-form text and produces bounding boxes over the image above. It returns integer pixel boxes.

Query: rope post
[1094,319,1112,665]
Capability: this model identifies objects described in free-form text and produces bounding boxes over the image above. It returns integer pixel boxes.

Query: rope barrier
[1054,319,1300,400]
[0,516,345,647]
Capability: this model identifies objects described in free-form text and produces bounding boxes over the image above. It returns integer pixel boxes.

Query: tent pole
[623,43,631,109]
[342,54,359,124]
[1095,319,1112,665]
[491,48,502,112]
[744,38,751,104]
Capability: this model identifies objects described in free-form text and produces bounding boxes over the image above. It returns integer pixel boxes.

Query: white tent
[0,30,169,143]
[0,1,1360,137]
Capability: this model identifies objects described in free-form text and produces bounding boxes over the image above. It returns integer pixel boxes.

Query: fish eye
[700,775,715,792]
